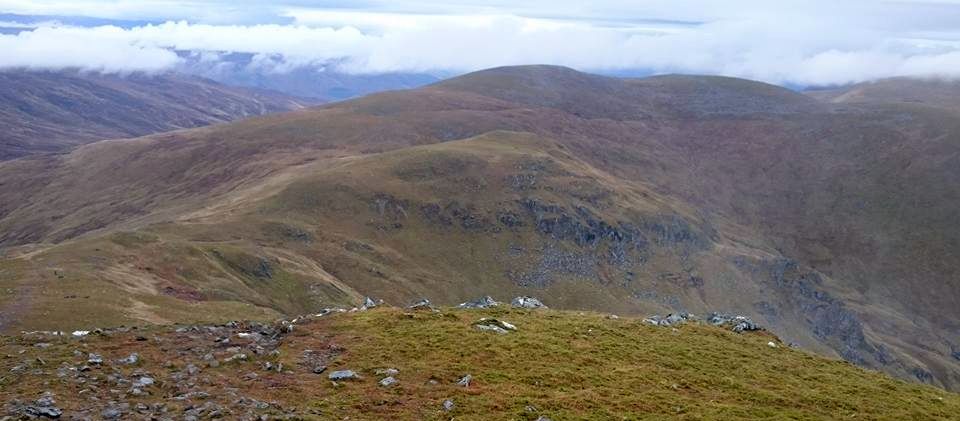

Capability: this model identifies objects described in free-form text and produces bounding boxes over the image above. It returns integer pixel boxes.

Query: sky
[3,0,960,86]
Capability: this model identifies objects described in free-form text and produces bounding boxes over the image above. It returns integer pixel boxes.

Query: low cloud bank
[3,6,960,86]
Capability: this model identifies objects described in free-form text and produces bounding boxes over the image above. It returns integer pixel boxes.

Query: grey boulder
[511,296,547,309]
[473,318,517,334]
[328,370,360,381]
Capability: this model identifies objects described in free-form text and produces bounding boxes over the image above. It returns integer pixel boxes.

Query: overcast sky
[3,0,960,85]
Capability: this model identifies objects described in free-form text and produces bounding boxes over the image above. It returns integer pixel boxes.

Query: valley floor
[1,307,957,420]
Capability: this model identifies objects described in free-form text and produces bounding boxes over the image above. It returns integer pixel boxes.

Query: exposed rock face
[738,257,893,369]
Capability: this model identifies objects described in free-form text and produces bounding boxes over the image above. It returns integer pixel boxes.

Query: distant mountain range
[0,70,316,160]
[0,65,958,393]
[174,52,442,101]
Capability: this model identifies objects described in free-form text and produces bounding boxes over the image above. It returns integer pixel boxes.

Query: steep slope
[0,66,958,391]
[2,307,958,420]
[0,70,316,160]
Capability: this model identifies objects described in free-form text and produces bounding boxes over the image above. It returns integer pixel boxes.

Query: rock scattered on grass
[328,370,359,381]
[458,296,501,309]
[118,353,139,365]
[407,299,435,311]
[511,296,547,309]
[443,399,455,411]
[707,313,762,333]
[473,318,517,334]
[643,312,764,333]
[375,368,399,376]
[87,353,104,365]
[379,376,398,387]
[644,313,696,326]
[457,374,472,387]
[18,393,63,419]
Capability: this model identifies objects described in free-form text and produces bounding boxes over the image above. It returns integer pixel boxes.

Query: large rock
[707,312,762,333]
[328,370,360,381]
[407,299,436,311]
[511,296,547,309]
[361,297,381,310]
[458,296,501,309]
[22,393,62,419]
[473,318,517,334]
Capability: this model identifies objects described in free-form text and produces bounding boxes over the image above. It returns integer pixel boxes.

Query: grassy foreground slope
[2,307,958,420]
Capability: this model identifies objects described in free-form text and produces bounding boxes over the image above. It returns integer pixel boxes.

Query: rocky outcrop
[706,313,762,333]
[644,312,696,327]
[458,296,501,309]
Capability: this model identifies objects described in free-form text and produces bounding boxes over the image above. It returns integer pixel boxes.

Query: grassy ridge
[1,308,957,420]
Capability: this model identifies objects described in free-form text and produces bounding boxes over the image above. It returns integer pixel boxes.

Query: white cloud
[3,1,960,85]
[0,25,180,72]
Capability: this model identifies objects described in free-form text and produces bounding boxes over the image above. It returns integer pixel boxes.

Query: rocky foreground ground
[1,299,958,420]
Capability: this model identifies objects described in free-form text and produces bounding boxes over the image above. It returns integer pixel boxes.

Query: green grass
[286,309,960,420]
